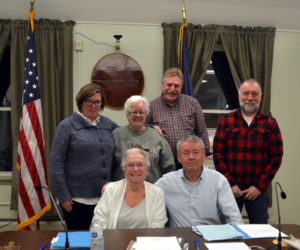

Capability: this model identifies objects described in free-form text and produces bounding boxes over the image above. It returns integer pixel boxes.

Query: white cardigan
[92,179,167,229]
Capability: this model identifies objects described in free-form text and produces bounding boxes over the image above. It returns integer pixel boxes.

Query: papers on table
[192,224,244,241]
[135,236,182,250]
[232,224,288,239]
[192,224,288,242]
[50,232,90,249]
[205,242,250,250]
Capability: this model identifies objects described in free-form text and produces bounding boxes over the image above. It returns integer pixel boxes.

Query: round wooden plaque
[91,53,144,109]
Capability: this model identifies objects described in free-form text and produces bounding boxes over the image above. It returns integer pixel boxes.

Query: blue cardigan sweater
[50,112,118,203]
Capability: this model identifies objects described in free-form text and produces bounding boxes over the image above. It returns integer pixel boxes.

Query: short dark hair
[176,135,205,153]
[76,83,106,112]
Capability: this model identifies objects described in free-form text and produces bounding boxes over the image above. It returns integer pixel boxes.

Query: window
[194,45,239,128]
[194,45,238,168]
[0,45,12,172]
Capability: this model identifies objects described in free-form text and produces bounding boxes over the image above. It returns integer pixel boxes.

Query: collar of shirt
[236,108,265,127]
[179,167,204,185]
[77,111,100,126]
[237,108,263,119]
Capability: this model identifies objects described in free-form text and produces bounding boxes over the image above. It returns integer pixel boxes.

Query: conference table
[0,224,299,249]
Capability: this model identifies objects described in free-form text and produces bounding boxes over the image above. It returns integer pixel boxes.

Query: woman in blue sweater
[50,83,118,230]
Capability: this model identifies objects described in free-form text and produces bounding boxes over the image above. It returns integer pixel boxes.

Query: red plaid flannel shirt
[213,109,283,192]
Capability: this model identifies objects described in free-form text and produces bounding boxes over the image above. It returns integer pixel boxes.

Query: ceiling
[1,0,300,31]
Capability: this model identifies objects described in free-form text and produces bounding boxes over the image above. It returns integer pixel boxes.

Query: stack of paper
[135,236,182,250]
[232,224,288,239]
[192,224,244,241]
[205,242,250,250]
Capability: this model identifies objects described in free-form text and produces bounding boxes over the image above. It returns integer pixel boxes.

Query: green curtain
[0,20,11,59]
[219,26,275,113]
[10,19,75,210]
[162,23,218,96]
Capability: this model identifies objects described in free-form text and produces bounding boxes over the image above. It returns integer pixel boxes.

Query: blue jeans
[236,190,269,224]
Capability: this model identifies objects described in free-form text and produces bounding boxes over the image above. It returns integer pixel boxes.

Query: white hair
[121,148,151,171]
[124,95,149,115]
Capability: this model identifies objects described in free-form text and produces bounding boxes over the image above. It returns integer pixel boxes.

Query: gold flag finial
[182,0,186,24]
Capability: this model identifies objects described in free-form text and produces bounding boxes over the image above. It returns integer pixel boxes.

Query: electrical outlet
[75,40,83,51]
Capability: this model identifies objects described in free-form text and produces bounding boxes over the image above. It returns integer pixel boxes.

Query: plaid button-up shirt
[213,109,283,192]
[146,94,209,157]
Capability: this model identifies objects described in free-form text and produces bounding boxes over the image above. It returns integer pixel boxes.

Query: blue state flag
[178,25,194,97]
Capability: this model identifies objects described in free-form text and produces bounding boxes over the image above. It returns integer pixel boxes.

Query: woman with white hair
[92,148,167,229]
[112,95,175,183]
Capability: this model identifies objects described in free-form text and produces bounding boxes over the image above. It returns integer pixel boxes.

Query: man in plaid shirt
[213,79,283,224]
[146,68,209,169]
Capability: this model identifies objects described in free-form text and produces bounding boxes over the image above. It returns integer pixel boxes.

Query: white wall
[73,23,163,126]
[268,31,300,225]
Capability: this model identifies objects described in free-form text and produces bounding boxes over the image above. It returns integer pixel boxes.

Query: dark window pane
[1,85,11,107]
[0,111,12,171]
[195,72,228,110]
[0,45,11,107]
[195,50,239,111]
[204,113,227,128]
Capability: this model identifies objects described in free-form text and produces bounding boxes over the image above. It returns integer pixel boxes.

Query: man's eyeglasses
[85,100,102,107]
[127,162,145,168]
[129,111,146,116]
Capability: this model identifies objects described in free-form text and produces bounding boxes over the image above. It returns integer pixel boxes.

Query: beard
[240,100,260,115]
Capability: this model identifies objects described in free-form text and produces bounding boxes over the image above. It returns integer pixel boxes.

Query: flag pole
[178,0,187,68]
[182,0,186,24]
[30,0,35,11]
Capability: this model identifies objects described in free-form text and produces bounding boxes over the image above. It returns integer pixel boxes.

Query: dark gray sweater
[50,112,118,203]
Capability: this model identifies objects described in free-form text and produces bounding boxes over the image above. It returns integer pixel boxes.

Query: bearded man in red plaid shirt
[213,79,283,224]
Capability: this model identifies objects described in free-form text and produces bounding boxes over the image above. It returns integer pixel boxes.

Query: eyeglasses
[127,162,145,168]
[85,100,102,107]
[129,111,146,116]
[181,151,201,157]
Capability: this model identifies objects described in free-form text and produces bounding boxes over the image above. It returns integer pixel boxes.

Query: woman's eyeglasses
[85,100,102,107]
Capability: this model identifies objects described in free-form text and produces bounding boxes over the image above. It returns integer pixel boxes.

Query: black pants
[61,201,96,230]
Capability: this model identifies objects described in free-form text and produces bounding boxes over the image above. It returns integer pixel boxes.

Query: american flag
[17,10,51,230]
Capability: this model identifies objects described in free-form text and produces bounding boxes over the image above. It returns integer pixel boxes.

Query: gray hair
[121,148,150,171]
[124,95,149,116]
[176,135,205,153]
[238,79,262,95]
[162,67,183,83]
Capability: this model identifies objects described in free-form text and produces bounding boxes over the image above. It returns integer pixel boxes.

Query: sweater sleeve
[92,183,114,229]
[159,138,175,175]
[50,120,73,203]
[147,184,168,228]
